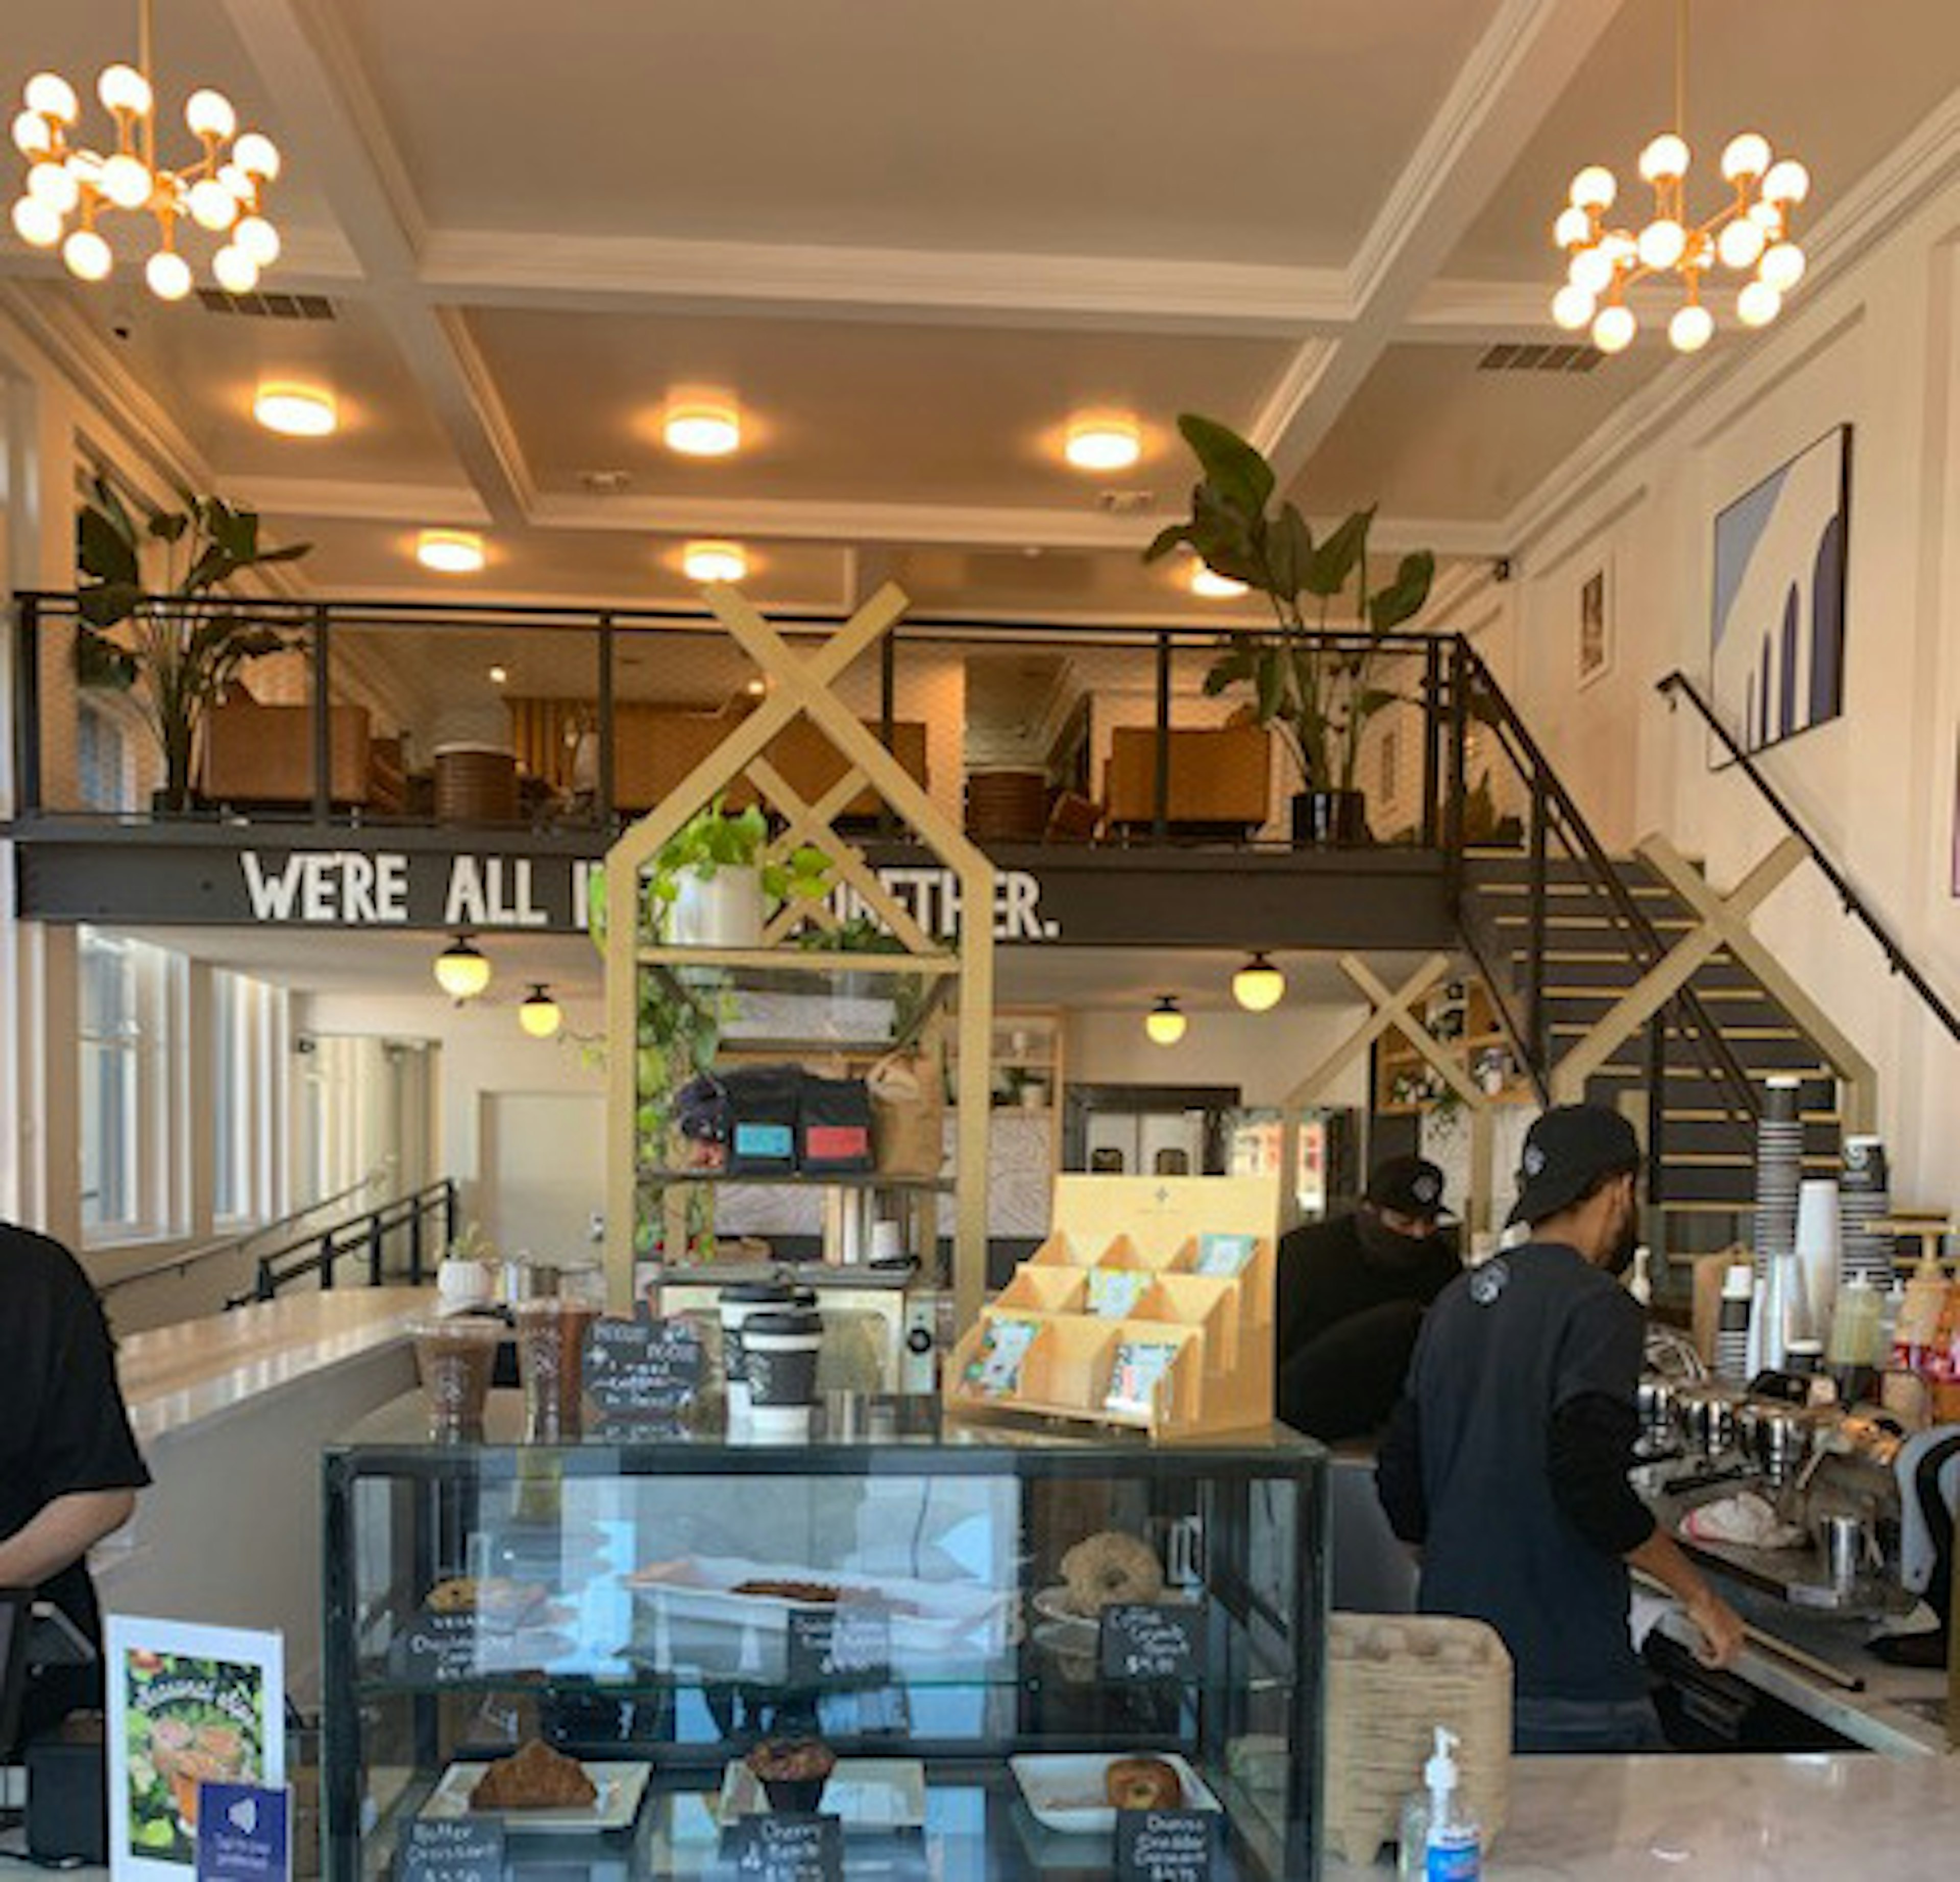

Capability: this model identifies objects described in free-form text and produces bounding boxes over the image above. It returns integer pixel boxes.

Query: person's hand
[1684,1587,1745,1670]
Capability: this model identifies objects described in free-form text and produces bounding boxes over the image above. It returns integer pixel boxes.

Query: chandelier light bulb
[1551,283,1597,331]
[1144,997,1187,1047]
[145,248,192,300]
[664,402,742,457]
[183,88,236,140]
[1552,205,1592,250]
[11,195,62,247]
[1569,165,1616,211]
[186,177,238,230]
[682,540,749,584]
[233,214,279,265]
[416,529,486,574]
[1189,564,1248,599]
[1636,218,1687,271]
[1232,952,1286,1013]
[12,109,54,158]
[1758,242,1807,294]
[519,985,563,1040]
[211,243,258,294]
[231,132,280,180]
[24,73,79,123]
[218,161,254,200]
[99,152,152,210]
[62,226,111,280]
[1761,160,1809,206]
[1718,217,1767,272]
[1569,247,1615,297]
[1638,133,1690,184]
[1736,280,1783,328]
[27,160,78,212]
[1592,304,1637,354]
[1721,133,1772,183]
[96,64,153,117]
[433,935,491,1001]
[1669,303,1714,353]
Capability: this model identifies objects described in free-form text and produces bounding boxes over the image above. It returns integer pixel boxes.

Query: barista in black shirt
[0,1223,151,1747]
[1376,1106,1743,1751]
[1275,1155,1461,1440]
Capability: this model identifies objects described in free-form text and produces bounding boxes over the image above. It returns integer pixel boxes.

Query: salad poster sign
[106,1616,286,1881]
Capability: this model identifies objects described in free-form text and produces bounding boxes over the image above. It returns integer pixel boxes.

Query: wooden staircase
[1461,851,1850,1276]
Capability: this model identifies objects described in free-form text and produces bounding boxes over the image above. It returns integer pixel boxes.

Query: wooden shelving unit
[1375,978,1531,1116]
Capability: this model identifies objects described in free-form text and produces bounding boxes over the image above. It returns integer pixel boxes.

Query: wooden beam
[1283,954,1455,1112]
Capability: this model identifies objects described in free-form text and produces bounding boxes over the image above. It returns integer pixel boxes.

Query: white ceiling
[2,0,1955,615]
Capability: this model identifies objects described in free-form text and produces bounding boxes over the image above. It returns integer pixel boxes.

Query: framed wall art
[1710,424,1852,759]
[1577,562,1612,689]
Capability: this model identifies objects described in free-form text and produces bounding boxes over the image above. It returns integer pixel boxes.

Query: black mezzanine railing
[225,1179,457,1307]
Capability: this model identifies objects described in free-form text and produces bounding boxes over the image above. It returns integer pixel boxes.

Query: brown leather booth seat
[201,692,375,806]
[1104,724,1272,832]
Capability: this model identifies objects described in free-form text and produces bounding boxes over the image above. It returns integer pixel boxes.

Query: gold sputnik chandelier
[9,0,283,299]
[1551,0,1810,356]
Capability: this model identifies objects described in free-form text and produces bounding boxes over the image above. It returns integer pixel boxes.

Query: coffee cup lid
[742,1308,823,1337]
[719,1281,796,1305]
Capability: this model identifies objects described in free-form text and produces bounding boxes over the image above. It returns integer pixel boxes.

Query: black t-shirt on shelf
[0,1224,151,1658]
[1384,1240,1647,1703]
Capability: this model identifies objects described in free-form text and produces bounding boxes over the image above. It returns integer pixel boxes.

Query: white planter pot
[669,864,764,948]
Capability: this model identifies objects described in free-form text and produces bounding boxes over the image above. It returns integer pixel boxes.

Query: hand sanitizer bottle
[1423,1727,1482,1880]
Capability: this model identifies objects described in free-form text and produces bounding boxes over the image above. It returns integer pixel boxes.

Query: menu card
[720,1813,843,1881]
[583,1315,703,1418]
[1116,1807,1218,1881]
[964,1317,1038,1397]
[1105,1339,1179,1416]
[1100,1602,1206,1683]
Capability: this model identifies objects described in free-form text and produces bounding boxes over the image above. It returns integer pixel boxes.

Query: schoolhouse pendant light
[518,984,562,1039]
[1549,0,1809,357]
[1144,996,1187,1047]
[9,0,286,299]
[1232,952,1286,1013]
[433,935,491,1001]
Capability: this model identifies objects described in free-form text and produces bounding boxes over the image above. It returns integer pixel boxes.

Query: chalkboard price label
[1115,1807,1218,1882]
[1099,1603,1205,1683]
[584,1315,703,1416]
[785,1600,892,1687]
[397,1816,504,1882]
[394,1613,488,1685]
[720,1812,844,1880]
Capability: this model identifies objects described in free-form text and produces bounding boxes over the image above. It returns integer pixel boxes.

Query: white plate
[715,1758,927,1829]
[422,1759,651,1832]
[1009,1753,1220,1836]
[1030,1586,1097,1632]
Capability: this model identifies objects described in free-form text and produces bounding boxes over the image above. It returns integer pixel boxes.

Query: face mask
[1357,1213,1431,1267]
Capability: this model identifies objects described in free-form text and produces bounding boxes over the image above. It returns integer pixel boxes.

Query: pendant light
[518,984,562,1039]
[1144,996,1187,1046]
[1233,952,1285,1012]
[433,934,491,1000]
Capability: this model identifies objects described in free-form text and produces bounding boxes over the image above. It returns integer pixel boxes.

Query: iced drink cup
[411,1316,502,1440]
[513,1298,600,1442]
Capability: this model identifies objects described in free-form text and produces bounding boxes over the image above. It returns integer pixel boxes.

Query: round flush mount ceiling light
[1190,563,1248,600]
[664,399,742,458]
[433,934,491,1000]
[1144,995,1187,1047]
[518,984,562,1039]
[416,528,485,574]
[682,540,748,583]
[1063,416,1142,473]
[1232,951,1286,1013]
[253,382,336,436]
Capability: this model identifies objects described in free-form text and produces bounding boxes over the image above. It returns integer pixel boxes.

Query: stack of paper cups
[1839,1136,1893,1290]
[1752,1075,1804,1280]
[1794,1178,1842,1334]
[1717,1261,1755,1381]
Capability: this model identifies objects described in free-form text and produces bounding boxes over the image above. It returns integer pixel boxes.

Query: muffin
[744,1737,836,1813]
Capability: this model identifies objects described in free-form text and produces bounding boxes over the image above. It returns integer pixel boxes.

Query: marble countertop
[116,1287,434,1444]
[1324,1750,1960,1877]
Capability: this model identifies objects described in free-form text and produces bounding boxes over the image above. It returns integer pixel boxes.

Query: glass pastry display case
[321,1394,1327,1878]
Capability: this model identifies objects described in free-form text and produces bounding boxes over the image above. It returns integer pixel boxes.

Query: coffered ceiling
[2,0,1956,617]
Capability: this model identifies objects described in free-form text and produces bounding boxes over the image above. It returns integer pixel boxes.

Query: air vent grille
[1478,342,1602,374]
[196,289,337,321]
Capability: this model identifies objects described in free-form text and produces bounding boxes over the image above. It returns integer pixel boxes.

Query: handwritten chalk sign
[394,1613,489,1685]
[397,1817,504,1882]
[785,1601,892,1687]
[721,1812,844,1881]
[1099,1603,1205,1683]
[583,1316,703,1416]
[1116,1807,1218,1882]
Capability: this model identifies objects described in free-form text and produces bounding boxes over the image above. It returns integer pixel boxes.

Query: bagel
[1060,1530,1164,1616]
[1106,1756,1182,1810]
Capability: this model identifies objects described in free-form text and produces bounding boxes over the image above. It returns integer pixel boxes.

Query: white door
[480,1091,607,1261]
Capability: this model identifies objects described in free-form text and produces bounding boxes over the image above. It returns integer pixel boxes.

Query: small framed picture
[1578,563,1612,689]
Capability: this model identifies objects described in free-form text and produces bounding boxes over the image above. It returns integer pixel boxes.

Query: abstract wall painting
[1577,563,1611,689]
[1710,425,1851,760]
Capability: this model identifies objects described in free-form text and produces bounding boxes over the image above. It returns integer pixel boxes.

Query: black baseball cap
[1365,1155,1452,1222]
[1508,1104,1643,1227]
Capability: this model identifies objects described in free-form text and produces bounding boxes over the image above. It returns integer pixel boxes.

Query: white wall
[1502,172,1960,1202]
[1065,1004,1372,1110]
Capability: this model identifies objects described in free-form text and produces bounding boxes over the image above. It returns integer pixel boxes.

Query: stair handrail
[224,1178,458,1307]
[1658,669,1960,1045]
[1460,648,1763,1128]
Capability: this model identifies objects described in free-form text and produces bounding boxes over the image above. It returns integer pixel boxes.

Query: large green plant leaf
[1202,641,1258,697]
[1266,504,1313,604]
[1369,551,1436,633]
[75,628,138,690]
[1176,414,1275,518]
[1303,508,1372,599]
[77,581,145,628]
[77,506,140,590]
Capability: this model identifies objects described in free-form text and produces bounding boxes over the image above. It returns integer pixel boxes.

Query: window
[79,929,179,1239]
[77,702,130,812]
[211,968,286,1226]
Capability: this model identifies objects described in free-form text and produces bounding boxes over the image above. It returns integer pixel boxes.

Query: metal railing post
[444,1179,458,1245]
[409,1202,425,1284]
[1152,631,1172,842]
[1527,770,1549,1079]
[1419,638,1441,849]
[319,1231,336,1290]
[254,1259,274,1302]
[310,603,332,823]
[1443,639,1468,905]
[368,1213,384,1286]
[15,594,43,815]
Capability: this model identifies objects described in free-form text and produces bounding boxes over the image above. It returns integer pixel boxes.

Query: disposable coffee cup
[742,1307,824,1437]
[718,1281,795,1416]
[512,1298,600,1443]
[410,1317,502,1441]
